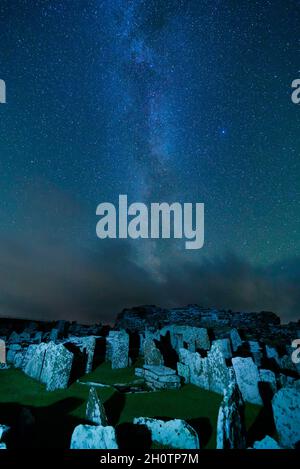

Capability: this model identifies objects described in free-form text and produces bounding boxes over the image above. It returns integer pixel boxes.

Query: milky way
[0,0,299,323]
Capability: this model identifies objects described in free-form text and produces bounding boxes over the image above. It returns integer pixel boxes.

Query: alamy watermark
[291,338,300,364]
[0,79,6,104]
[96,195,204,249]
[291,78,300,104]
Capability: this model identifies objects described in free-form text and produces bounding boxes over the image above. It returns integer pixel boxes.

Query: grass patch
[0,364,262,449]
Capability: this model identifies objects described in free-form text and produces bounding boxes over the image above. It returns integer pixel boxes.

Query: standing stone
[272,385,300,448]
[179,348,209,390]
[107,330,129,369]
[133,417,199,449]
[248,341,262,367]
[230,329,242,352]
[86,387,107,426]
[143,337,163,366]
[70,424,118,449]
[84,337,97,373]
[49,328,59,342]
[23,343,48,380]
[40,342,73,391]
[232,357,262,405]
[207,341,231,394]
[216,369,246,449]
[0,340,5,365]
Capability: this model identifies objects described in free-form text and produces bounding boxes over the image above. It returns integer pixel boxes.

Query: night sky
[0,0,299,324]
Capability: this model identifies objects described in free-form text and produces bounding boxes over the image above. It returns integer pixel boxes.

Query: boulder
[86,387,107,426]
[70,424,118,449]
[83,336,97,373]
[272,386,300,448]
[64,336,98,374]
[216,369,246,449]
[133,417,199,449]
[253,435,281,449]
[40,342,73,391]
[232,357,262,405]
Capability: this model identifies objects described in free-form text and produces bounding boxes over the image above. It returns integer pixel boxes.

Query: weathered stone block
[40,342,73,391]
[70,424,118,449]
[232,357,262,405]
[133,417,199,449]
[86,387,107,426]
[272,385,300,448]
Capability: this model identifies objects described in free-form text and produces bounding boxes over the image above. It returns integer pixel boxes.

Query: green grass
[80,360,138,385]
[0,363,262,449]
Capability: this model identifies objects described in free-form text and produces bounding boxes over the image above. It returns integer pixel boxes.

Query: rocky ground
[0,304,299,449]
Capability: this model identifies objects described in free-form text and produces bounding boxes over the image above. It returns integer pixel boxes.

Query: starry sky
[0,0,299,324]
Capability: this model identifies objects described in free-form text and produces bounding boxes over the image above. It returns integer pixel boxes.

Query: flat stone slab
[145,372,180,383]
[143,365,176,376]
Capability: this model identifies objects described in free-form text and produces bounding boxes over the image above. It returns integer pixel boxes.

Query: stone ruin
[0,304,300,449]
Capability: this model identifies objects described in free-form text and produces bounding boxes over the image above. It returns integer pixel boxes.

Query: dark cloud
[0,231,299,324]
[0,182,298,325]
